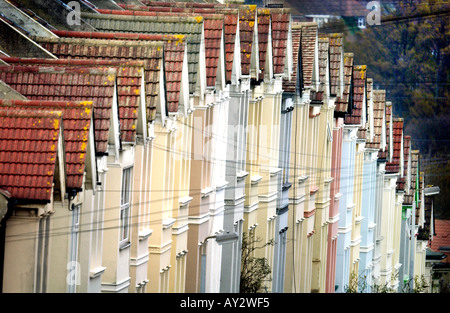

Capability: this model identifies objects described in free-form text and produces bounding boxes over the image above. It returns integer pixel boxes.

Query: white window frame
[120,167,133,243]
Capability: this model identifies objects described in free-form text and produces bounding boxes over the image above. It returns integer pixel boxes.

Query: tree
[240,232,273,293]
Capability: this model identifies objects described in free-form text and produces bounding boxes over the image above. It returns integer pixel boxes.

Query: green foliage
[240,232,273,293]
[345,271,429,293]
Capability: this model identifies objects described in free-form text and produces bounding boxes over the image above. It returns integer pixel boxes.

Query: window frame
[120,167,133,244]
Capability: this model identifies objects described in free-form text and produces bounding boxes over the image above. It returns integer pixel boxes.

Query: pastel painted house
[399,135,420,291]
[369,90,389,288]
[334,52,356,293]
[357,78,382,292]
[40,30,192,292]
[271,8,293,293]
[243,7,292,293]
[325,33,346,293]
[310,30,334,294]
[77,10,205,293]
[284,21,321,293]
[343,64,368,287]
[0,98,99,292]
[384,117,405,291]
[29,35,171,292]
[0,107,66,293]
[0,64,119,292]
[119,2,242,293]
[376,101,400,289]
[96,7,231,293]
[280,19,302,294]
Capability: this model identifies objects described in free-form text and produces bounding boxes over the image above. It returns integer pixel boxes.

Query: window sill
[119,241,131,251]
[251,175,263,185]
[139,228,153,241]
[89,266,106,279]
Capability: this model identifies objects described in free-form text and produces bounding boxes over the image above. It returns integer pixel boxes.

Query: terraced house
[0,0,440,294]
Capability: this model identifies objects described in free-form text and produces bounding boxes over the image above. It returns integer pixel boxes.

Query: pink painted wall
[325,117,344,293]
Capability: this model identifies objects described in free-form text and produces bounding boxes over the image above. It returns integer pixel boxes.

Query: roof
[410,150,421,223]
[430,220,450,254]
[359,77,373,140]
[398,135,411,192]
[105,7,224,88]
[0,99,93,190]
[335,52,354,114]
[0,108,63,201]
[79,11,202,95]
[282,23,301,93]
[117,3,217,14]
[344,65,366,125]
[120,1,239,84]
[0,65,116,154]
[317,36,329,95]
[202,14,225,87]
[32,35,168,119]
[271,9,291,75]
[366,89,385,150]
[129,3,291,82]
[297,22,317,87]
[379,101,392,159]
[239,6,256,76]
[257,8,270,81]
[418,188,435,241]
[140,1,219,9]
[328,33,344,98]
[223,9,239,83]
[1,56,144,143]
[386,118,403,174]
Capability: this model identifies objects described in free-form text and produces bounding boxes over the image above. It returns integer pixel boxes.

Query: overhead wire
[2,0,447,254]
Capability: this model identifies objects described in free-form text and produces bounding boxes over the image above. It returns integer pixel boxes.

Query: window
[120,167,132,242]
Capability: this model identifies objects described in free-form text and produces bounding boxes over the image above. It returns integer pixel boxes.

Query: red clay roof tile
[79,11,200,96]
[430,219,450,253]
[335,53,353,113]
[297,22,317,87]
[95,8,223,88]
[0,99,94,190]
[386,118,403,174]
[271,10,291,75]
[0,65,115,154]
[239,6,257,76]
[1,56,144,143]
[223,10,239,83]
[257,8,270,81]
[126,3,240,84]
[32,35,168,118]
[282,24,301,93]
[366,89,386,151]
[317,36,329,94]
[344,65,366,125]
[328,33,344,98]
[0,108,63,201]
